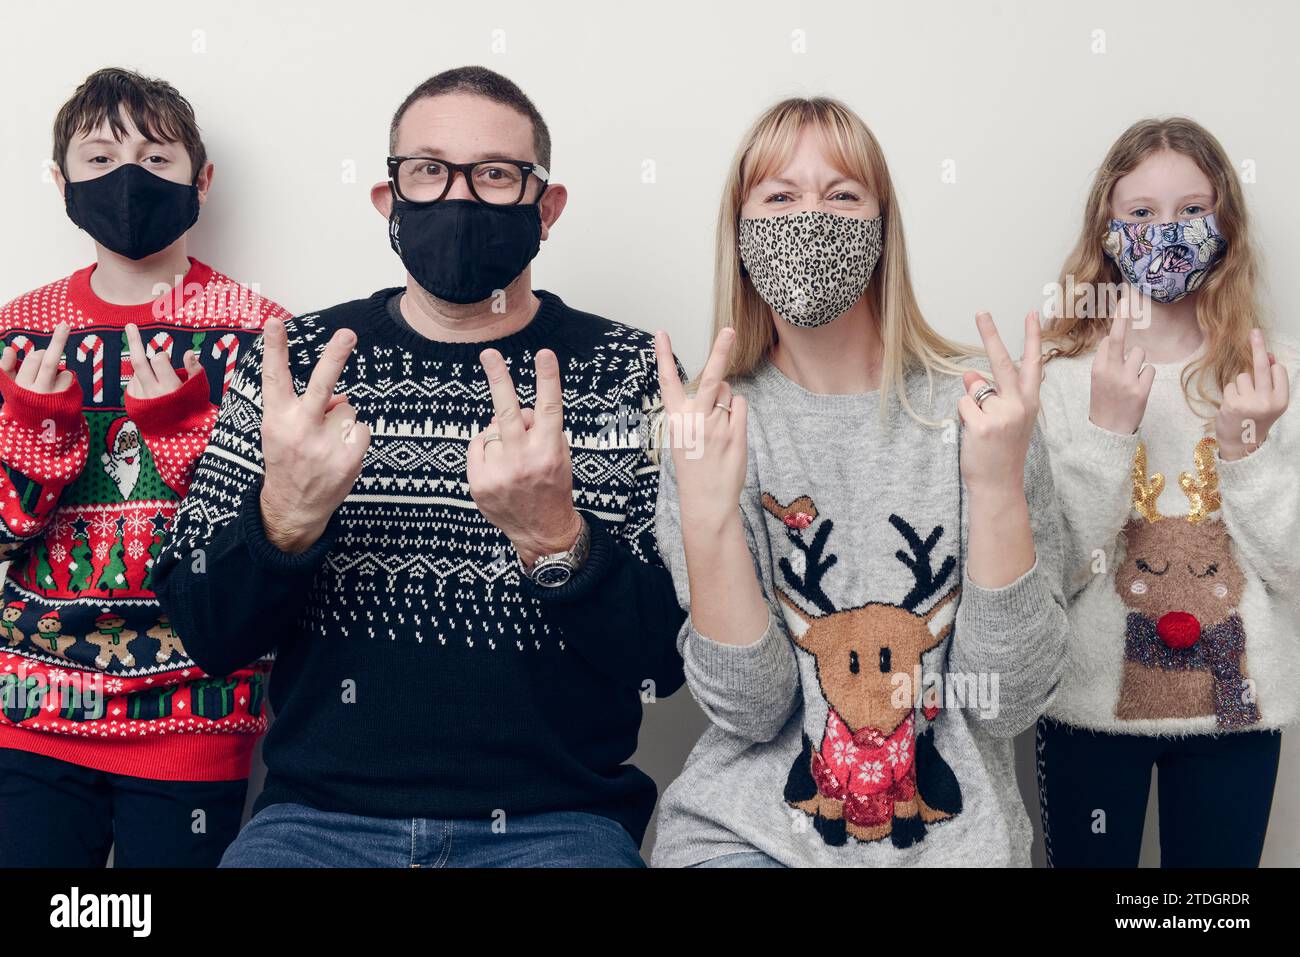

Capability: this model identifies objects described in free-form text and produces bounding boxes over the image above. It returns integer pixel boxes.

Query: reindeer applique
[764,493,963,849]
[1115,437,1259,728]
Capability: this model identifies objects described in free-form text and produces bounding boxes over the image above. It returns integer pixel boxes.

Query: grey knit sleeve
[653,447,801,743]
[949,424,1070,738]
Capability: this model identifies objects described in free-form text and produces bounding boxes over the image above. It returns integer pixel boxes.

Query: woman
[1037,117,1297,867]
[650,97,1069,867]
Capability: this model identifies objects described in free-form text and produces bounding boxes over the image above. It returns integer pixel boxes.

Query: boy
[0,68,290,867]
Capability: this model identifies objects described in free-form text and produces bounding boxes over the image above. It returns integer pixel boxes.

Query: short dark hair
[53,67,206,179]
[389,65,551,170]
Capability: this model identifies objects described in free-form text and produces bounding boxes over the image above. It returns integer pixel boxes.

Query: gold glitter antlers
[1131,436,1222,524]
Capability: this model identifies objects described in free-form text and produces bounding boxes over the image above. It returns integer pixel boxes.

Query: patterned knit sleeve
[0,328,90,548]
[152,318,339,677]
[125,368,219,498]
[523,345,686,695]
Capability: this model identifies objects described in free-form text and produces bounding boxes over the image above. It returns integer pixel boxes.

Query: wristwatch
[519,515,591,588]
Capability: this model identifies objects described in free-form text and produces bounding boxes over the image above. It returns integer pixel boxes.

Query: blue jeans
[219,802,645,868]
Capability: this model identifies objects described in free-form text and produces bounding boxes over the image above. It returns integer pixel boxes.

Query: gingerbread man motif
[86,612,138,669]
[0,601,25,648]
[148,614,187,663]
[34,610,75,658]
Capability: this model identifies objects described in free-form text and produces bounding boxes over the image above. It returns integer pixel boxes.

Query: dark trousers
[0,746,248,868]
[1035,716,1281,867]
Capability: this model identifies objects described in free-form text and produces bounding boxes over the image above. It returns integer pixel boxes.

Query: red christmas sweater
[0,258,289,781]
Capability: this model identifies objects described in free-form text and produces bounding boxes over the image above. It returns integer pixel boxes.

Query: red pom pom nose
[1156,611,1201,649]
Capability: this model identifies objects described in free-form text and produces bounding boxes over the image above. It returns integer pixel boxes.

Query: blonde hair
[712,97,971,422]
[1044,116,1264,416]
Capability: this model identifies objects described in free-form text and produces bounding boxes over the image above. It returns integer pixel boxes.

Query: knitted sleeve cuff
[0,373,85,432]
[124,367,214,438]
[520,510,614,604]
[1077,416,1142,468]
[682,608,787,690]
[957,556,1056,638]
[1215,429,1280,494]
[237,481,340,575]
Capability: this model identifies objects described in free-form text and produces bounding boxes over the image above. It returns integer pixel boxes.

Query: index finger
[974,312,1017,395]
[260,317,296,410]
[303,328,357,415]
[654,331,686,408]
[480,349,525,443]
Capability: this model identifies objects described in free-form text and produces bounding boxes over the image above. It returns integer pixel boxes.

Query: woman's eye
[829,191,860,202]
[765,193,791,204]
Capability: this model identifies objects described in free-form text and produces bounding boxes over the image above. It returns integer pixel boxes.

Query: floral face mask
[1103,213,1226,303]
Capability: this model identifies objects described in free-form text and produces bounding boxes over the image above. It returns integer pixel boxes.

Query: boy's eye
[89,156,112,165]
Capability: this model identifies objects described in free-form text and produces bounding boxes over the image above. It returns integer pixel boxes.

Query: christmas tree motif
[190,331,207,353]
[142,535,164,591]
[67,537,95,593]
[30,539,57,595]
[96,541,129,595]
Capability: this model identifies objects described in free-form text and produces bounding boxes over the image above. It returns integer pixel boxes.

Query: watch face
[533,563,573,588]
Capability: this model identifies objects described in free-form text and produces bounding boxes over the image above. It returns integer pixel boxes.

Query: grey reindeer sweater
[651,360,1070,867]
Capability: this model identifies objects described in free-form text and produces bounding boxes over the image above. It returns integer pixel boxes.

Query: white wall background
[1,0,1295,866]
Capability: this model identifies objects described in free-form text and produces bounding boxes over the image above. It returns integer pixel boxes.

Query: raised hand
[958,310,1043,493]
[0,322,76,394]
[1088,295,1155,435]
[1216,328,1290,461]
[654,326,748,525]
[258,318,370,554]
[466,348,583,567]
[123,323,205,399]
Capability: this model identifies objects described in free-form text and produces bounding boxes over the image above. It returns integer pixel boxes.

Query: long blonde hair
[1044,117,1263,415]
[713,97,971,422]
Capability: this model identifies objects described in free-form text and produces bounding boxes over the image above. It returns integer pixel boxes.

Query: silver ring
[483,433,503,445]
[714,402,731,413]
[972,382,998,408]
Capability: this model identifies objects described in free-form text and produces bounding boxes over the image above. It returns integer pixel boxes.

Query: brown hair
[53,67,206,179]
[712,97,971,422]
[1044,117,1262,416]
[389,65,551,170]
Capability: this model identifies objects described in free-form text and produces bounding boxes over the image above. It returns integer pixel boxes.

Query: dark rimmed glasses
[386,156,549,205]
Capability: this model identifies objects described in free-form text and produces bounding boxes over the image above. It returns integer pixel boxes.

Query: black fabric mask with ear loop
[64,163,201,261]
[388,194,542,305]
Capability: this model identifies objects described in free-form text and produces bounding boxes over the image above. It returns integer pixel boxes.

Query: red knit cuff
[0,373,85,432]
[125,367,215,437]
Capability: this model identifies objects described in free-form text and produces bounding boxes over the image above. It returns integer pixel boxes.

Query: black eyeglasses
[386,156,549,205]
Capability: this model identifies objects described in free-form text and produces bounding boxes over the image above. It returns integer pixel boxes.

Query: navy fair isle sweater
[152,288,685,843]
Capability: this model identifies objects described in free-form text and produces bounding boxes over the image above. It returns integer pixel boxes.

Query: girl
[650,97,1069,867]
[1038,117,1297,867]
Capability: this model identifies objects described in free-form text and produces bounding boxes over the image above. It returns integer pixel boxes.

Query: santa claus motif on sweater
[100,416,141,500]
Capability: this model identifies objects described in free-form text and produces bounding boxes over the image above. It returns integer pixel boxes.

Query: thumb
[183,350,203,377]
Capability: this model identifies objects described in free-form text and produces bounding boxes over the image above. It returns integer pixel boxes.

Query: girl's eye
[1130,208,1152,219]
[1182,205,1206,216]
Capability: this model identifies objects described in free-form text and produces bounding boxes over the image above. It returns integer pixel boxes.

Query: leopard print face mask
[738,210,884,328]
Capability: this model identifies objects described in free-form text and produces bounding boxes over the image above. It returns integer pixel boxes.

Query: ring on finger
[714,401,731,413]
[972,382,998,409]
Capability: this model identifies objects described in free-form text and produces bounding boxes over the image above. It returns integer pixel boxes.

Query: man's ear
[371,181,394,218]
[196,162,215,205]
[538,183,567,242]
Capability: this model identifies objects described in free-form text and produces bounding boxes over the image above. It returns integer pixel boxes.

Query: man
[0,68,290,867]
[154,66,686,867]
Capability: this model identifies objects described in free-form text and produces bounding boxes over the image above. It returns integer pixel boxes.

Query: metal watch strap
[520,515,590,587]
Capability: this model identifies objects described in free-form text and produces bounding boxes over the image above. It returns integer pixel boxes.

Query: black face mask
[388,195,542,305]
[64,163,201,261]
